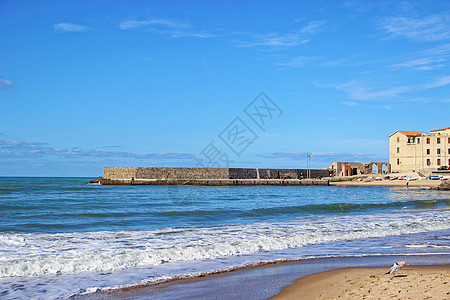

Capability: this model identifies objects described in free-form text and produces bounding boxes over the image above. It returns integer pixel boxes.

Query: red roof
[430,127,450,132]
[390,131,423,137]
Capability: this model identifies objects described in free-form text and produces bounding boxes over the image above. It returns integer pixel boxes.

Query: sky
[0,0,449,177]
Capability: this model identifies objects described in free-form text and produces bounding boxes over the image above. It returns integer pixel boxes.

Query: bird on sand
[386,261,406,275]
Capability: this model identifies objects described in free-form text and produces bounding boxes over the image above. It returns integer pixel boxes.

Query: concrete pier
[98,178,330,186]
[92,167,332,186]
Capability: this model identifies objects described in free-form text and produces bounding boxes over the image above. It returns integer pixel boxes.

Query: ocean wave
[243,199,449,216]
[1,209,449,278]
[141,199,450,218]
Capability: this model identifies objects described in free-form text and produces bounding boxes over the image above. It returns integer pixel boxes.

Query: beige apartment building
[389,127,450,172]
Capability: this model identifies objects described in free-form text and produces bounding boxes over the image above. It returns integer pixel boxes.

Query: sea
[0,177,449,299]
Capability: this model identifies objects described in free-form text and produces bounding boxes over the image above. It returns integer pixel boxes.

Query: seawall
[100,167,331,186]
[100,178,330,186]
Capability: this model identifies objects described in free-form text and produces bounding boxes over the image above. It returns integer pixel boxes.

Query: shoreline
[331,179,443,188]
[271,264,450,299]
[86,177,449,189]
[77,254,450,299]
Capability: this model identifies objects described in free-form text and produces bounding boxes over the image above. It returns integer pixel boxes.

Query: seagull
[386,261,406,275]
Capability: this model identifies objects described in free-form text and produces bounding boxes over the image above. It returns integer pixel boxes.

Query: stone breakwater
[94,167,331,186]
[99,178,330,186]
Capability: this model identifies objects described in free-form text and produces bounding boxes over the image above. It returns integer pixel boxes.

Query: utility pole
[306,153,312,179]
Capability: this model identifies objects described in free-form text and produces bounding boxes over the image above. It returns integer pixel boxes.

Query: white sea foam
[1,209,449,278]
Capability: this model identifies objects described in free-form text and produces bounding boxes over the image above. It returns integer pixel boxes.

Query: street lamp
[306,153,312,179]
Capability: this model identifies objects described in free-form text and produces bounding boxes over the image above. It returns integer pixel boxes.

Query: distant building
[389,127,450,172]
[329,161,390,176]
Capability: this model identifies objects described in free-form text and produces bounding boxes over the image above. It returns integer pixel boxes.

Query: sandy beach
[330,170,449,188]
[331,179,442,188]
[271,265,450,300]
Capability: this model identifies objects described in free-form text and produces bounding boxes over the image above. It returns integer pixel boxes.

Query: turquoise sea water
[0,177,449,299]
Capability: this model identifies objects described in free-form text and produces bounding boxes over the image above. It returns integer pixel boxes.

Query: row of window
[397,137,450,144]
[396,148,450,155]
[426,158,449,166]
[396,158,450,166]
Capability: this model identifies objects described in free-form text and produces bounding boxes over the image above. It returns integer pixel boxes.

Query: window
[437,137,441,144]
[397,137,399,143]
[437,149,441,155]
[397,147,400,153]
[427,149,430,155]
[448,137,450,143]
[397,158,400,165]
[448,148,450,155]
[427,138,430,144]
[437,159,441,166]
[427,159,431,166]
[417,138,420,143]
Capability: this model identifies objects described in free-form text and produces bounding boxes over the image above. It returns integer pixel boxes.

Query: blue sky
[1,0,449,176]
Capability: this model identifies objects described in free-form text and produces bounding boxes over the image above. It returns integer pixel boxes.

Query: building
[389,127,450,172]
[329,161,390,176]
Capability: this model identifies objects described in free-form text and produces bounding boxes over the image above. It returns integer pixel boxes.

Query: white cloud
[392,43,450,70]
[423,75,450,89]
[0,140,194,160]
[119,19,189,30]
[337,81,411,100]
[261,151,386,162]
[342,101,358,106]
[54,23,90,32]
[392,57,445,70]
[237,20,325,48]
[0,77,13,88]
[336,75,450,101]
[158,30,218,39]
[381,15,450,41]
[237,32,309,48]
[275,56,317,68]
[300,21,326,34]
[119,18,219,39]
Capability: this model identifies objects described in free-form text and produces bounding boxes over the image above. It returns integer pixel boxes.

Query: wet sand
[78,255,450,299]
[271,265,450,300]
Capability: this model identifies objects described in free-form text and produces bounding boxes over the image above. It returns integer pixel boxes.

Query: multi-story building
[389,127,450,172]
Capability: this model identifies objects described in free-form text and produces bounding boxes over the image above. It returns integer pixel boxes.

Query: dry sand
[330,170,449,188]
[271,265,450,300]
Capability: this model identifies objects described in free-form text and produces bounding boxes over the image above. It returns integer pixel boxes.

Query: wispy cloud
[0,77,13,88]
[392,57,445,70]
[158,30,219,38]
[423,75,450,89]
[392,43,450,70]
[337,81,410,100]
[0,140,194,160]
[345,0,416,14]
[237,21,325,48]
[119,18,190,30]
[118,18,218,39]
[237,33,309,48]
[336,75,450,101]
[300,21,326,34]
[341,101,358,106]
[275,56,318,68]
[54,23,90,32]
[381,14,450,41]
[261,151,385,162]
